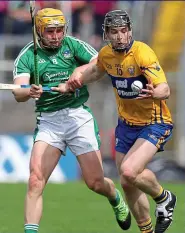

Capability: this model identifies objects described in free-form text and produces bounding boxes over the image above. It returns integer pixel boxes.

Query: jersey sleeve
[97,49,106,72]
[13,51,31,79]
[72,37,98,64]
[135,43,167,86]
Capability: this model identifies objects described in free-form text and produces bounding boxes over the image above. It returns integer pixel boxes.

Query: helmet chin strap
[112,47,128,53]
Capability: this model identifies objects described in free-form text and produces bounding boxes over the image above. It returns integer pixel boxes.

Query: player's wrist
[152,90,164,100]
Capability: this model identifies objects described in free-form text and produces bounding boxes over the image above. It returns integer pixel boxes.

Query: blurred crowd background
[0,1,185,181]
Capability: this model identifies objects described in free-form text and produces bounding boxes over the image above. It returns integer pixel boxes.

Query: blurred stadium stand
[0,1,185,182]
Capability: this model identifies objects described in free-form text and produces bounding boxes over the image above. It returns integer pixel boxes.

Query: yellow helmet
[36,8,67,35]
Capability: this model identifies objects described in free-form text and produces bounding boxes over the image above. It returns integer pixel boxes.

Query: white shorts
[34,105,101,156]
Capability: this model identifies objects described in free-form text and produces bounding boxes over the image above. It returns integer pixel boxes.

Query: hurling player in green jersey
[12,8,131,233]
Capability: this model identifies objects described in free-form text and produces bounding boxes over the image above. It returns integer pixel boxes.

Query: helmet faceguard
[35,8,68,50]
[102,10,132,52]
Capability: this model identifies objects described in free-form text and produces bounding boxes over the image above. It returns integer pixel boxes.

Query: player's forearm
[12,88,31,102]
[67,63,105,91]
[13,77,31,102]
[80,64,104,85]
[76,58,97,75]
[153,83,170,99]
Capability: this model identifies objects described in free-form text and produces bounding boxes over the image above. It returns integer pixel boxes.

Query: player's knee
[120,177,133,191]
[28,171,45,195]
[86,177,104,193]
[120,165,138,184]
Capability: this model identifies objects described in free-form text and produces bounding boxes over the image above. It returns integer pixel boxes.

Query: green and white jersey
[13,36,98,112]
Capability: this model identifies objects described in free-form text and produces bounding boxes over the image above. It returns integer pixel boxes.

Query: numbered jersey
[13,36,98,112]
[97,40,172,125]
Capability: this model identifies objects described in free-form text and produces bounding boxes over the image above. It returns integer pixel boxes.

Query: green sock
[108,189,120,207]
[24,224,39,233]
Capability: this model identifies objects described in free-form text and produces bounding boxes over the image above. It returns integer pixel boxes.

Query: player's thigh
[115,130,156,176]
[121,123,173,173]
[30,141,61,182]
[122,138,158,174]
[77,150,104,184]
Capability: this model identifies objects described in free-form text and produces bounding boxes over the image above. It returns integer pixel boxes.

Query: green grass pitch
[0,181,184,233]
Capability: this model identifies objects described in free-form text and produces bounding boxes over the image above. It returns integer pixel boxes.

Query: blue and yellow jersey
[97,40,172,126]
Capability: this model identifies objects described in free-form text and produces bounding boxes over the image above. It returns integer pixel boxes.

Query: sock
[153,186,169,204]
[24,224,39,233]
[108,189,120,207]
[138,218,154,233]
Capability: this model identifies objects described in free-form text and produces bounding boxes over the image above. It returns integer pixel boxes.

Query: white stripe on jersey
[13,41,34,78]
[14,73,30,80]
[67,36,98,57]
[90,54,98,62]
